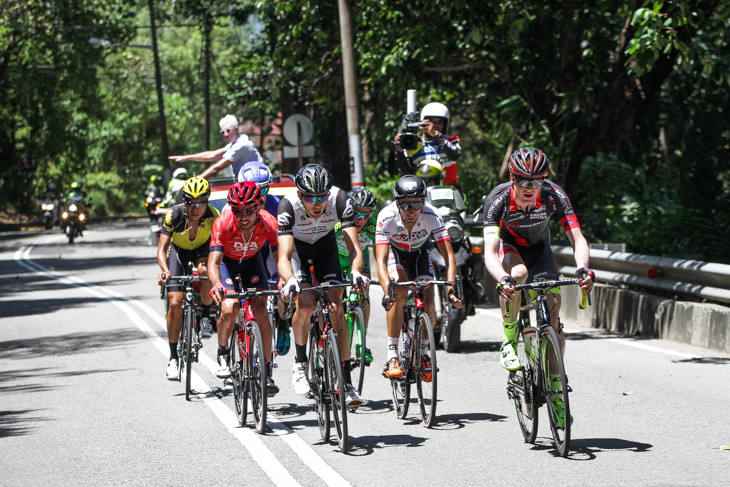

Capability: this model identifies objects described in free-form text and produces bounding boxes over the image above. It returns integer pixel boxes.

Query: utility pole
[148,0,170,184]
[337,0,364,188]
[204,15,212,150]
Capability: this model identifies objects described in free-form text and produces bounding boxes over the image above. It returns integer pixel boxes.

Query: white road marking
[15,244,352,487]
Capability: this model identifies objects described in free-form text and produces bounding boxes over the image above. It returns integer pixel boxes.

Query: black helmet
[295,164,333,194]
[347,187,377,210]
[392,175,427,200]
[508,147,550,179]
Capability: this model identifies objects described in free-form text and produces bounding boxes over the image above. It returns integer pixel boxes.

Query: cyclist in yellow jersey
[156,177,220,379]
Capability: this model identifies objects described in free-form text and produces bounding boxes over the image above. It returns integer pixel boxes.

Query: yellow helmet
[415,160,444,185]
[182,176,210,200]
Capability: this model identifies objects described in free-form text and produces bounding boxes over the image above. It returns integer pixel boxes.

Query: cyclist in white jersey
[277,164,365,407]
[375,175,462,379]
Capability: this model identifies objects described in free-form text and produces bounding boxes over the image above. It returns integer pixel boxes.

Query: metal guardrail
[553,245,730,305]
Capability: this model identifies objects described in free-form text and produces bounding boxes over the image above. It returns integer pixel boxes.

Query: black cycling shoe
[266,377,279,397]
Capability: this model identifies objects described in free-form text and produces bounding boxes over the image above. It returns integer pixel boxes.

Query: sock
[295,343,308,363]
[387,336,399,360]
[217,345,229,357]
[342,361,353,384]
[202,304,211,318]
[169,342,178,360]
[502,319,518,344]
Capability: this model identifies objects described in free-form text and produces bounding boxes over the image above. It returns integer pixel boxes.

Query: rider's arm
[156,233,172,278]
[343,226,364,274]
[483,225,508,281]
[375,243,390,295]
[439,134,461,161]
[435,238,458,295]
[208,250,223,288]
[565,226,594,292]
[199,157,233,179]
[169,147,226,163]
[277,234,296,283]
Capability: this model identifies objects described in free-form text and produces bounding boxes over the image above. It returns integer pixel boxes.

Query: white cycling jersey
[375,201,449,251]
[277,186,354,244]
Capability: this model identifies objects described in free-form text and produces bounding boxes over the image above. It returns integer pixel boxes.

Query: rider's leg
[328,287,350,361]
[547,291,565,354]
[167,291,183,357]
[292,284,315,363]
[252,296,272,360]
[217,299,240,350]
[197,257,212,307]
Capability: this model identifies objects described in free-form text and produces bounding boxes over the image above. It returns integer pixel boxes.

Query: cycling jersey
[397,134,461,185]
[277,186,354,244]
[161,204,220,250]
[335,217,375,275]
[482,180,580,248]
[210,208,278,262]
[375,201,449,252]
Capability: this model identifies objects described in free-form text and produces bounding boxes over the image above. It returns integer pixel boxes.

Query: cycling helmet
[348,187,377,210]
[421,102,450,132]
[238,161,273,186]
[295,164,333,194]
[182,176,210,200]
[71,181,80,189]
[392,175,427,200]
[228,181,261,207]
[508,147,550,179]
[173,167,189,180]
[415,161,444,185]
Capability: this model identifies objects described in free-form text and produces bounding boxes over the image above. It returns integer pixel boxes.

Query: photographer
[393,102,461,185]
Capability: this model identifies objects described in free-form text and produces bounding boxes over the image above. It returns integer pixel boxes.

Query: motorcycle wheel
[442,305,465,353]
[66,223,75,244]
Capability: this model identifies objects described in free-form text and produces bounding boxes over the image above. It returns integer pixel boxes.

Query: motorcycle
[60,196,87,244]
[144,186,164,221]
[426,185,490,352]
[37,196,60,229]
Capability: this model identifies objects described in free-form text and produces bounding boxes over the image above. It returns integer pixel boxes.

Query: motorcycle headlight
[62,212,68,219]
[446,220,464,243]
[146,197,153,203]
[69,204,78,212]
[48,204,54,210]
[79,214,85,221]
[41,204,48,210]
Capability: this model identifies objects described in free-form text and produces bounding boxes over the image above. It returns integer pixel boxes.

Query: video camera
[399,111,421,151]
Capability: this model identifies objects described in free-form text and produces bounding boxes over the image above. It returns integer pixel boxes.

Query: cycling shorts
[219,254,268,292]
[387,246,434,281]
[500,241,560,286]
[291,232,343,285]
[166,241,210,293]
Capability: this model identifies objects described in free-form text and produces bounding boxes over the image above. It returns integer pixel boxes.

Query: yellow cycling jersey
[161,203,220,250]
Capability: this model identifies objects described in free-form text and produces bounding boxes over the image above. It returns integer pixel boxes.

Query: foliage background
[1,0,728,262]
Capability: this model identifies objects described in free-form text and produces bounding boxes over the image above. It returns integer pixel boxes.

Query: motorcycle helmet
[181,176,210,200]
[347,187,377,210]
[508,147,550,179]
[415,161,444,186]
[295,164,333,194]
[150,175,161,184]
[238,161,273,187]
[75,178,84,188]
[420,102,450,132]
[392,175,427,200]
[47,183,56,192]
[71,181,80,190]
[173,168,189,180]
[228,181,261,207]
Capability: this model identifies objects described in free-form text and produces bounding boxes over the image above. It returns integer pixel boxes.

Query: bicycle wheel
[229,328,248,426]
[176,317,185,383]
[308,326,330,442]
[184,306,194,400]
[414,311,437,428]
[348,306,367,394]
[248,321,268,434]
[325,328,348,453]
[267,296,278,365]
[542,325,571,457]
[512,323,538,443]
[391,318,411,419]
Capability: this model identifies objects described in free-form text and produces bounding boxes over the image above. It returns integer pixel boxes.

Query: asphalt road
[1,222,729,486]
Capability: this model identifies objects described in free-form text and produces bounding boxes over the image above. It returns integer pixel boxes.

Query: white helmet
[172,167,189,180]
[421,102,450,132]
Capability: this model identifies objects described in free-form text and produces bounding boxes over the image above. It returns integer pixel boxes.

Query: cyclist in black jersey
[156,177,220,379]
[482,147,594,425]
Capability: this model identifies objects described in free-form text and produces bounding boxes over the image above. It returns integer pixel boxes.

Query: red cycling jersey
[210,208,279,262]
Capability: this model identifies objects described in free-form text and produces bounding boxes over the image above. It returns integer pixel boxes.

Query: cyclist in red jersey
[208,181,280,396]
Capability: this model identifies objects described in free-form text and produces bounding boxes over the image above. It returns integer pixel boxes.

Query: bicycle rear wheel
[308,326,330,442]
[229,327,248,426]
[348,306,367,394]
[325,329,348,453]
[512,323,538,443]
[542,325,571,457]
[248,321,268,434]
[415,311,437,428]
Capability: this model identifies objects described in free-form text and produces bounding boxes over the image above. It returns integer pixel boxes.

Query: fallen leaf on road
[721,445,730,451]
[622,391,634,396]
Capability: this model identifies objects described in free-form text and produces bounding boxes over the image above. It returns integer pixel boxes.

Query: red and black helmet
[508,147,550,179]
[228,181,261,207]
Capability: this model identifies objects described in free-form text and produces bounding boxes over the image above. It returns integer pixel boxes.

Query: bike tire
[391,315,411,419]
[176,313,185,383]
[512,322,538,443]
[267,296,278,366]
[229,328,248,426]
[348,306,367,394]
[248,321,268,434]
[325,328,348,453]
[542,325,571,457]
[415,312,438,428]
[308,325,330,442]
[184,306,194,401]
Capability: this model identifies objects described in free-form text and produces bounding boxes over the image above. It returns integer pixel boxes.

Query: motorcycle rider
[161,168,189,208]
[394,102,461,185]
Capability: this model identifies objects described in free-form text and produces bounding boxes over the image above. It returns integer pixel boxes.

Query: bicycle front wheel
[348,306,367,394]
[512,323,538,443]
[325,328,348,453]
[248,321,268,434]
[184,306,194,400]
[229,328,248,426]
[415,312,437,428]
[542,325,570,457]
[391,317,411,419]
[308,327,330,442]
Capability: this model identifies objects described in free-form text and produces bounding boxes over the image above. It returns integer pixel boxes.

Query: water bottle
[523,326,538,364]
[404,317,415,358]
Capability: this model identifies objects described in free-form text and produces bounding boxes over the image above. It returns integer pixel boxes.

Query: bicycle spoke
[415,312,437,428]
[325,329,348,453]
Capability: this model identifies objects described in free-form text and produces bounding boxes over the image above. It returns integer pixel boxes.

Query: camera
[399,111,421,151]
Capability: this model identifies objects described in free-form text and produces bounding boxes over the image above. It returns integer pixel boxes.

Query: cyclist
[238,161,290,356]
[334,187,377,365]
[482,147,595,426]
[394,102,461,185]
[156,176,219,379]
[208,181,280,395]
[277,164,365,408]
[376,175,462,379]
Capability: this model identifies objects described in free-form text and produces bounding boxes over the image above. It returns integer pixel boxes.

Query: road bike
[222,280,280,434]
[345,280,369,395]
[386,277,461,428]
[160,266,207,401]
[506,277,590,457]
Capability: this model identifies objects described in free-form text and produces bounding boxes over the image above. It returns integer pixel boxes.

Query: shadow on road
[434,411,508,431]
[444,340,501,354]
[0,329,145,360]
[567,437,653,460]
[0,295,148,319]
[0,409,53,438]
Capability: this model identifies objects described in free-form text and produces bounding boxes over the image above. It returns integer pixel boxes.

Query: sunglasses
[302,193,329,204]
[515,178,544,188]
[258,186,269,196]
[354,210,372,220]
[398,201,425,211]
[232,207,257,217]
[219,128,235,135]
[184,200,207,209]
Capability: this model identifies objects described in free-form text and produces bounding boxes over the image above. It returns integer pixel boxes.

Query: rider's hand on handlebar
[448,288,463,309]
[157,272,170,286]
[496,275,517,301]
[281,277,300,301]
[381,294,394,311]
[350,271,370,292]
[210,282,226,304]
[575,267,596,293]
